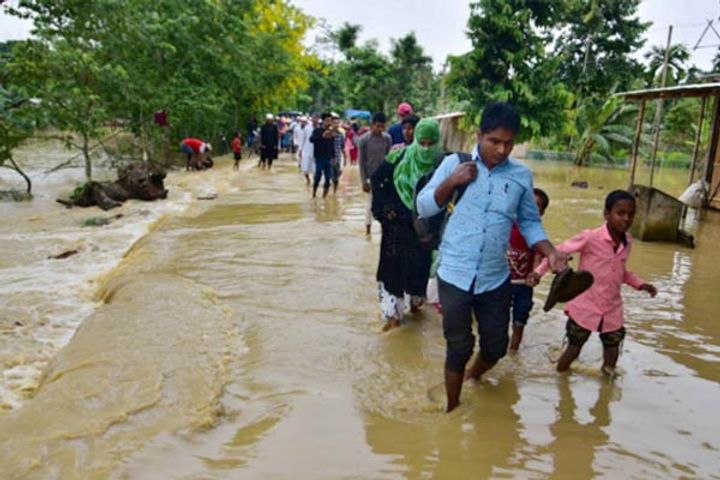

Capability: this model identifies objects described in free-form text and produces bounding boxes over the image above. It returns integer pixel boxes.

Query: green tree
[388,33,438,114]
[555,0,648,102]
[9,0,314,172]
[0,41,35,194]
[302,27,440,115]
[342,41,394,112]
[447,0,572,140]
[9,38,112,181]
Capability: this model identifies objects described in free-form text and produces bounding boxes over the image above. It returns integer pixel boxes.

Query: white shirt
[293,123,307,147]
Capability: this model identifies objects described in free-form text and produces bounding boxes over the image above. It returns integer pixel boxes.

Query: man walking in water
[417,102,567,412]
[293,115,308,169]
[300,114,318,184]
[358,112,391,235]
[310,113,336,198]
[259,113,279,169]
[331,113,347,193]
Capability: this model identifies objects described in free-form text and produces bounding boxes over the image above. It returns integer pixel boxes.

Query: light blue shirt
[417,145,547,294]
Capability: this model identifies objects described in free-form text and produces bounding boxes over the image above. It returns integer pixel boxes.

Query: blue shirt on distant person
[387,123,405,146]
[417,145,547,295]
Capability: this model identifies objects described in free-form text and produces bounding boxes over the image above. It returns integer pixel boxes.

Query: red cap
[397,102,413,116]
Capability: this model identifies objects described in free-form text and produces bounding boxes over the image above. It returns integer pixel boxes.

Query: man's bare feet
[464,356,494,381]
[445,369,464,413]
[382,318,401,332]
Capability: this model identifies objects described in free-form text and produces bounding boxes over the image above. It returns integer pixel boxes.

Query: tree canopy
[300,26,439,116]
[2,0,717,181]
[6,0,314,177]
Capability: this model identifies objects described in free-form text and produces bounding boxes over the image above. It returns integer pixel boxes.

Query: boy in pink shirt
[530,190,657,375]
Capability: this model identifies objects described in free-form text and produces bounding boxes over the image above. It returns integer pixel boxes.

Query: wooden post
[440,60,448,113]
[704,95,720,207]
[649,25,674,187]
[629,99,646,187]
[688,96,707,186]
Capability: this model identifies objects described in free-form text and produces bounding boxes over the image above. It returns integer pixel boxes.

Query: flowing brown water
[0,151,718,479]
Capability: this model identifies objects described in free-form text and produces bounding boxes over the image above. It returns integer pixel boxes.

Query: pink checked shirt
[536,224,646,333]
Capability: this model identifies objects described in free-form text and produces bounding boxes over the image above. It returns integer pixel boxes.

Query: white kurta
[292,123,305,147]
[300,124,315,174]
[293,124,307,166]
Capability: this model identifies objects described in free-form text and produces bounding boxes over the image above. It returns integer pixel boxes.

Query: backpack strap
[453,151,474,204]
[456,152,473,164]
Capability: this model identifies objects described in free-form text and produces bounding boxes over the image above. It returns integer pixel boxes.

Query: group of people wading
[189,100,659,414]
[361,102,657,412]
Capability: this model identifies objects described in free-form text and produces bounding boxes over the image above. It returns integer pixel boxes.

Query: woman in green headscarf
[371,118,441,331]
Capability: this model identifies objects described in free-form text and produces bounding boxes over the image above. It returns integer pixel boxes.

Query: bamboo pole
[629,99,646,187]
[649,25,674,187]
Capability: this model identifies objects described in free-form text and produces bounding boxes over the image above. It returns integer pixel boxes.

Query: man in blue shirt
[417,102,567,412]
[387,102,413,146]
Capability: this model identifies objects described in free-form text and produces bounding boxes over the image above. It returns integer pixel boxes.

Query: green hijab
[389,118,441,210]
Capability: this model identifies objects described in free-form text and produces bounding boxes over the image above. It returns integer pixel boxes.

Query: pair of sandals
[543,268,594,312]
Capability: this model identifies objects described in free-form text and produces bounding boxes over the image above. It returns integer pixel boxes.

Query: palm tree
[712,50,720,72]
[332,23,362,61]
[644,44,690,87]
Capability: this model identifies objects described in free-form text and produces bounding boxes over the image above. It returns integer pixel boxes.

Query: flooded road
[1,151,719,479]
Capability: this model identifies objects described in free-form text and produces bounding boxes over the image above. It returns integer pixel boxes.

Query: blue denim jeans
[511,284,534,326]
[313,157,333,190]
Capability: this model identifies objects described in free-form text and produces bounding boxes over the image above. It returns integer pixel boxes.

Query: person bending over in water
[529,190,658,376]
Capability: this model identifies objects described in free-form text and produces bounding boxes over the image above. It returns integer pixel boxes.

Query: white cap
[205,142,212,152]
[265,113,274,120]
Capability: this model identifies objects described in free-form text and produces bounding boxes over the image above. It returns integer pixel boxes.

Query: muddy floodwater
[1,146,719,479]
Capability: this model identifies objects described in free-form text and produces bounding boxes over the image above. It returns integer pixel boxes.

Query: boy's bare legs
[601,346,620,376]
[509,325,524,351]
[557,344,582,372]
[445,369,464,413]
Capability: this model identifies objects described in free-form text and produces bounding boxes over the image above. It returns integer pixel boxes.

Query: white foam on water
[0,169,195,412]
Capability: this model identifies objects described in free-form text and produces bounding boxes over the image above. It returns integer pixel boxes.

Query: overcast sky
[2,0,719,69]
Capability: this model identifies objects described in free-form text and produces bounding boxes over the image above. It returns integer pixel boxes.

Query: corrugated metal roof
[617,83,720,100]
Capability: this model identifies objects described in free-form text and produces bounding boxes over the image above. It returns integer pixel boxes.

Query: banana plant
[574,95,640,166]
